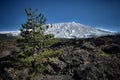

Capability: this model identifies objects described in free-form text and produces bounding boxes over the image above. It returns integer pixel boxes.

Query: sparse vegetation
[96,49,110,57]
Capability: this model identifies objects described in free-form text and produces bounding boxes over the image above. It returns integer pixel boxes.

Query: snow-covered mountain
[0,22,114,38]
[44,22,113,38]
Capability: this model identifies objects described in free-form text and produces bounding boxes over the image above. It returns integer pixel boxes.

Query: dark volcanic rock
[94,39,105,46]
[102,44,120,54]
[102,44,120,59]
[48,58,66,74]
[74,58,120,80]
[60,49,89,64]
[0,34,120,80]
[58,35,120,80]
[81,42,95,50]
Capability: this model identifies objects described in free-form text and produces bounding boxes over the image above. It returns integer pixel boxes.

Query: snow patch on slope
[44,22,113,38]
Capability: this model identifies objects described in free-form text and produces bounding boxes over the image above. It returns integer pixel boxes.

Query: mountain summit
[45,22,113,38]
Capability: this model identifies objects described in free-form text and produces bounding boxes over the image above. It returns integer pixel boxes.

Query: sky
[0,0,120,32]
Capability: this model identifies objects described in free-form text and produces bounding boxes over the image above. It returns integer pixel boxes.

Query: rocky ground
[0,34,120,80]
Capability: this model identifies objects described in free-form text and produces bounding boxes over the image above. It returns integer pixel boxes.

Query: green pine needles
[17,8,56,55]
[12,8,63,74]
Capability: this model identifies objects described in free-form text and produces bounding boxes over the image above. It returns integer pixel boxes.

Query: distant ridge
[0,31,20,36]
[0,22,115,38]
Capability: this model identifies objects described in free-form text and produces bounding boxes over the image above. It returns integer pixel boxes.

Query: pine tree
[17,8,56,56]
[12,8,62,74]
